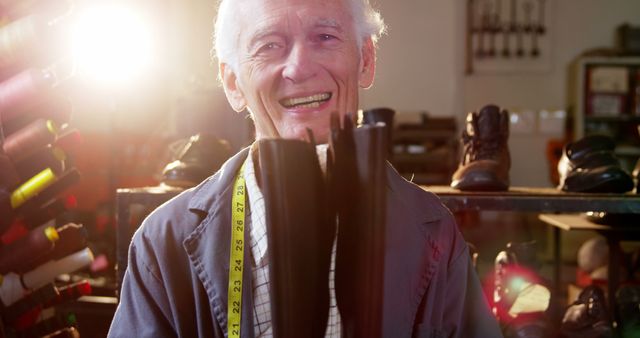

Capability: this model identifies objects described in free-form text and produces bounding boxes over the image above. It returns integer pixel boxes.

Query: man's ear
[358,38,376,89]
[220,63,247,112]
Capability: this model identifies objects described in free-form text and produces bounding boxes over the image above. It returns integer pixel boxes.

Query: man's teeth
[282,93,331,108]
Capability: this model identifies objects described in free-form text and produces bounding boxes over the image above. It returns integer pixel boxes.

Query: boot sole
[451,170,509,191]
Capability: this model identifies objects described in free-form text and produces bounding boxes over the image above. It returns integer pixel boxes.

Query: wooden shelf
[424,185,640,213]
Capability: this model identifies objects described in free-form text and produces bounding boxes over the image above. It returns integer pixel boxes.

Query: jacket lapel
[183,148,255,338]
[383,165,444,337]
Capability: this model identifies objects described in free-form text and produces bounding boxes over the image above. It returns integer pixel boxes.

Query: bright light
[72,5,154,86]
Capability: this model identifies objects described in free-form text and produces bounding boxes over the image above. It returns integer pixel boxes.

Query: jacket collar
[186,147,250,213]
[183,146,255,338]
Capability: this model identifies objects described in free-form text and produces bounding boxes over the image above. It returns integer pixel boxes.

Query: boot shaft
[462,105,510,165]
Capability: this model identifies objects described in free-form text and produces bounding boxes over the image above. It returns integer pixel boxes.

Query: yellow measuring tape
[228,163,246,338]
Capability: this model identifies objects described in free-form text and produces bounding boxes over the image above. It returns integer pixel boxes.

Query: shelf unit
[570,56,640,171]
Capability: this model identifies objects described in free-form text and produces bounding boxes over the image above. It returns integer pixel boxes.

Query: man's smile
[279,92,332,109]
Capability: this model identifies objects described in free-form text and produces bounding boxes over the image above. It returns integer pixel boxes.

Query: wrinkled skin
[220,0,376,143]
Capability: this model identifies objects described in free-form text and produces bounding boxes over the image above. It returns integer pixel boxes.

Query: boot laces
[462,131,502,162]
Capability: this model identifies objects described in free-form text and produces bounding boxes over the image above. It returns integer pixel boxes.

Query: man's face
[220,0,376,142]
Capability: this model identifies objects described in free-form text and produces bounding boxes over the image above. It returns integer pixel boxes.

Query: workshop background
[1,0,640,336]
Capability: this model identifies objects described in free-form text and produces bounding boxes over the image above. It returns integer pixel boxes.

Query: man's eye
[318,34,337,41]
[257,42,280,54]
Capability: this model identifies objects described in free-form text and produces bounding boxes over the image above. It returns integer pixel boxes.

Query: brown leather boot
[451,104,511,191]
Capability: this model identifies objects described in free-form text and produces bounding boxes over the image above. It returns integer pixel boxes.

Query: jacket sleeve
[443,246,503,338]
[107,239,176,338]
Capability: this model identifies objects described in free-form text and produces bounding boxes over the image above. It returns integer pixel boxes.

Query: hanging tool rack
[466,0,548,74]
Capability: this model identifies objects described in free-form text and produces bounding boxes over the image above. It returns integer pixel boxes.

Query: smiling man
[107,0,502,337]
[218,0,376,142]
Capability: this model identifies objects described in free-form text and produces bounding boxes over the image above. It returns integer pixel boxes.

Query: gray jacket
[108,148,502,338]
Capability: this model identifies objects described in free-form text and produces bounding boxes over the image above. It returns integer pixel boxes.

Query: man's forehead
[238,0,351,32]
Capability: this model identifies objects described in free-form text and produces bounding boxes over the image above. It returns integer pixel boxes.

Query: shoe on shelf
[162,133,232,188]
[561,285,613,338]
[451,104,510,191]
[557,134,634,193]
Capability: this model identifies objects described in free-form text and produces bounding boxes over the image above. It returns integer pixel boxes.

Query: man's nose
[282,43,316,83]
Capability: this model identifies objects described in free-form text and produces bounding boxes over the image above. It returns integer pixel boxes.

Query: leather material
[257,139,333,338]
[494,241,549,338]
[451,104,510,191]
[162,134,232,188]
[329,114,388,338]
[558,135,633,193]
[561,285,612,338]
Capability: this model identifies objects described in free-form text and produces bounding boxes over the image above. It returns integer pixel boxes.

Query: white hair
[212,0,386,73]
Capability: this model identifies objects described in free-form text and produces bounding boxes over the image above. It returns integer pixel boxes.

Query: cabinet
[570,56,640,171]
[389,115,458,185]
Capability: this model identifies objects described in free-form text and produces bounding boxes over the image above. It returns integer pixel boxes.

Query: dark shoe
[494,241,546,323]
[558,135,634,193]
[561,285,613,338]
[584,211,640,226]
[616,285,640,336]
[451,104,510,191]
[162,134,232,188]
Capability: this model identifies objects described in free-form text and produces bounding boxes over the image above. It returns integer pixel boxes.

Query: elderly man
[108,0,502,337]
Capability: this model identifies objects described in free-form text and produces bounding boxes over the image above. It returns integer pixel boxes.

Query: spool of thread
[0,219,29,245]
[14,145,66,181]
[54,129,81,155]
[0,68,57,123]
[2,283,58,323]
[22,196,74,229]
[21,223,88,273]
[2,0,73,23]
[17,168,79,213]
[22,248,94,292]
[10,167,57,209]
[49,327,80,338]
[2,119,58,163]
[0,152,20,190]
[44,280,91,308]
[0,15,42,68]
[15,311,76,338]
[1,97,73,136]
[0,248,94,306]
[0,224,59,274]
[0,189,16,231]
[11,306,43,331]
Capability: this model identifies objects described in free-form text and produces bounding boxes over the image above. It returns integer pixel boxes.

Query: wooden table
[423,186,640,213]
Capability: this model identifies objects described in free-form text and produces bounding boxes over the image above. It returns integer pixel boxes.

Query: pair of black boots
[256,114,388,338]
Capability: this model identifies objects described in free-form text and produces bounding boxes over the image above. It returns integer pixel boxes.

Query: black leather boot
[493,241,550,338]
[162,133,232,188]
[330,113,388,338]
[561,285,613,338]
[257,139,334,338]
[451,104,511,191]
[557,134,634,193]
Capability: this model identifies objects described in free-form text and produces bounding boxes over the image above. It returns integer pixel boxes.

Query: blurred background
[1,0,640,336]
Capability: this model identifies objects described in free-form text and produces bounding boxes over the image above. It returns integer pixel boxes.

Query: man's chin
[281,126,330,144]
